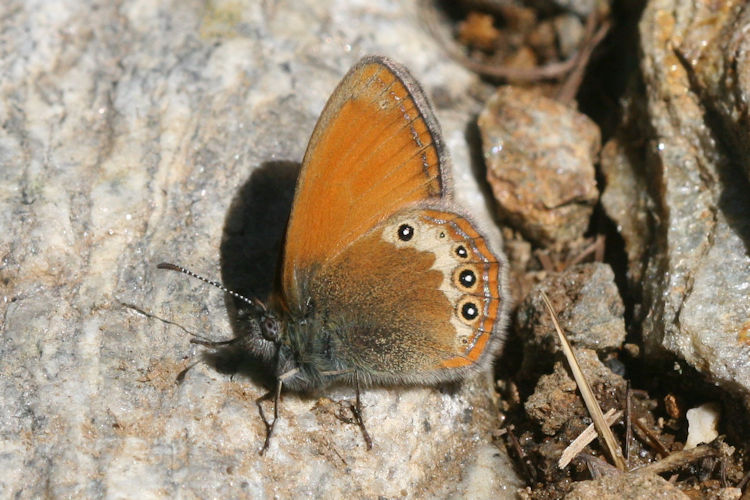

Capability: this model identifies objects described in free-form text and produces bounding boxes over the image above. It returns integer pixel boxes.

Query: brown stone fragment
[525,348,626,436]
[479,86,600,246]
[516,263,626,377]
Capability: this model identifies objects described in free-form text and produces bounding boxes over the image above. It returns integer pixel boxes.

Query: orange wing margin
[280,57,451,309]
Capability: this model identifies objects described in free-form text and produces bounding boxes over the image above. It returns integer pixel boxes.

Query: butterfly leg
[328,372,372,449]
[256,378,283,455]
[174,361,201,384]
[351,372,373,450]
[190,337,239,347]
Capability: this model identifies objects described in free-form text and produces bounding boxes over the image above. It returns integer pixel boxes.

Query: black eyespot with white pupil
[461,302,479,321]
[455,245,468,259]
[398,224,414,241]
[459,269,476,288]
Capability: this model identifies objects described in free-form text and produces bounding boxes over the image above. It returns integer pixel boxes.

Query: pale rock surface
[0,0,521,497]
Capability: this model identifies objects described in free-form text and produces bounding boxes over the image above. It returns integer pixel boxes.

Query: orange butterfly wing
[280,57,450,309]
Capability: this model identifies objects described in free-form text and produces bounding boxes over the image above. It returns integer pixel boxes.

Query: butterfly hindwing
[299,207,507,383]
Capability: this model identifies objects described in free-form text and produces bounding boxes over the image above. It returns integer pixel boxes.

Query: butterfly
[159,56,510,453]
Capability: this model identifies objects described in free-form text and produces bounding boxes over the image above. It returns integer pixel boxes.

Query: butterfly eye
[262,316,280,342]
[397,223,414,241]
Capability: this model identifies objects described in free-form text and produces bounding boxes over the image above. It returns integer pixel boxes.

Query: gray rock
[0,1,521,497]
[479,86,600,246]
[671,0,750,183]
[601,0,750,415]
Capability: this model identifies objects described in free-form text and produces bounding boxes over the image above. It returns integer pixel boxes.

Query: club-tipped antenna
[157,262,267,313]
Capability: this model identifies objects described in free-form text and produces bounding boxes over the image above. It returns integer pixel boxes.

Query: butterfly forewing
[281,57,450,309]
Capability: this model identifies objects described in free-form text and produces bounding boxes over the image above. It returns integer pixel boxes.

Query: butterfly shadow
[197,160,300,389]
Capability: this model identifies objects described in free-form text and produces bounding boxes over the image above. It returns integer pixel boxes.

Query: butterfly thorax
[276,311,353,392]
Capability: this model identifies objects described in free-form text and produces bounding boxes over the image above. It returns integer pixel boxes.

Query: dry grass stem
[541,291,626,471]
[559,408,623,468]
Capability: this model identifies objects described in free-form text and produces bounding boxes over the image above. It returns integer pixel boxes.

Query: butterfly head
[258,309,281,343]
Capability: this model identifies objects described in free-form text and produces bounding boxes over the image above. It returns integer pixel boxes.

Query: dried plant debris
[495,283,747,498]
[492,205,746,497]
[427,0,611,88]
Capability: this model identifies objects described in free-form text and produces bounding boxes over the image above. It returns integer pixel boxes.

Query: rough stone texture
[0,1,522,497]
[564,472,690,500]
[673,1,750,183]
[602,0,750,413]
[516,263,626,376]
[479,86,600,246]
[525,348,626,436]
[600,120,654,287]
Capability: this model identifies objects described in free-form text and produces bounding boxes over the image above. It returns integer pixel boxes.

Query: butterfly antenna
[157,262,267,313]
